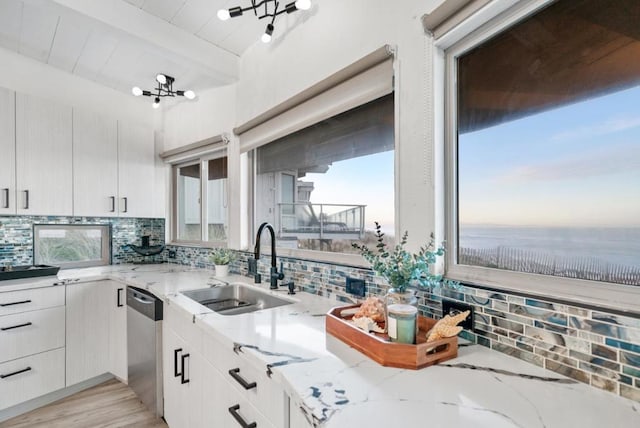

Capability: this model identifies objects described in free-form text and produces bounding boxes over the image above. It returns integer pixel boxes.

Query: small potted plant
[210,248,235,277]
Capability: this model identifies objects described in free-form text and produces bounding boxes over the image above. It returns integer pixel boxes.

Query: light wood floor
[0,379,168,428]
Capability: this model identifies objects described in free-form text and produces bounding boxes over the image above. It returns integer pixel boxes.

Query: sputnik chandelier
[217,0,311,43]
[131,74,196,109]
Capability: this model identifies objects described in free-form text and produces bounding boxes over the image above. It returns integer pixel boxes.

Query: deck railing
[277,203,366,239]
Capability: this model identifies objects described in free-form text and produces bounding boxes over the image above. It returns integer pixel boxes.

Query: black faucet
[249,222,284,289]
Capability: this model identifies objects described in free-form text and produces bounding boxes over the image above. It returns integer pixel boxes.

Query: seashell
[425,310,470,342]
[351,316,385,333]
[353,296,385,323]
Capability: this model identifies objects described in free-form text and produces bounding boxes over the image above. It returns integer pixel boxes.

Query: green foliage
[210,248,235,265]
[352,222,455,292]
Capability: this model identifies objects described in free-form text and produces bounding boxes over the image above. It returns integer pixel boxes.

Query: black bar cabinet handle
[1,366,32,379]
[228,404,257,428]
[109,196,116,213]
[1,322,32,331]
[23,190,29,210]
[122,197,128,213]
[0,300,32,307]
[2,188,8,209]
[174,348,182,377]
[117,288,123,307]
[180,353,190,384]
[228,368,257,390]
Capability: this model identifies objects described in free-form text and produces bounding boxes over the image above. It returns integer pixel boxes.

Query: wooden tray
[326,304,458,369]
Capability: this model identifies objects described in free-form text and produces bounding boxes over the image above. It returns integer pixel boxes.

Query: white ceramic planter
[215,264,229,277]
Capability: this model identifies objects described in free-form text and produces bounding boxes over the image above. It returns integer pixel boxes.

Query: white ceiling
[0,0,274,97]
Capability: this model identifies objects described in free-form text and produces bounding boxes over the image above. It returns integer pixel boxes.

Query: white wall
[0,46,154,126]
[161,84,237,151]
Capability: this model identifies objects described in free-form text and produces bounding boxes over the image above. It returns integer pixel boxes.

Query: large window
[174,154,228,244]
[254,94,395,254]
[448,0,640,290]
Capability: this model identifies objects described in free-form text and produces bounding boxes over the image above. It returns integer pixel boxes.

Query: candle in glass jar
[387,304,417,344]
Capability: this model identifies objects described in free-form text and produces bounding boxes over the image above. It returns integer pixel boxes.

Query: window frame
[440,0,640,313]
[249,94,397,267]
[33,224,111,269]
[171,150,229,247]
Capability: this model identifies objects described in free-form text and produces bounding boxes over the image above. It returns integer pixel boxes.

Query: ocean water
[459,225,640,267]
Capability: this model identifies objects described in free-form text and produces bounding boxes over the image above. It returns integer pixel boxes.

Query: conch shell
[353,296,385,323]
[426,310,470,342]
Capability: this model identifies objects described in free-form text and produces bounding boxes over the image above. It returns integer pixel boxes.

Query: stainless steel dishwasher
[127,286,163,417]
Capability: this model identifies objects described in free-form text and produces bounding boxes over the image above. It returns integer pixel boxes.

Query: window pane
[177,163,201,240]
[34,225,110,268]
[207,157,228,242]
[255,94,395,253]
[457,0,640,285]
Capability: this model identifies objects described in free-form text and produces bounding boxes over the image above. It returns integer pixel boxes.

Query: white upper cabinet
[0,87,15,215]
[72,110,118,217]
[117,120,156,218]
[15,93,73,216]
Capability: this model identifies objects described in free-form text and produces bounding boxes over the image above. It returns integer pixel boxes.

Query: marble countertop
[2,264,638,427]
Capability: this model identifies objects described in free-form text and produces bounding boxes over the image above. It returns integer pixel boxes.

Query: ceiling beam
[49,0,238,84]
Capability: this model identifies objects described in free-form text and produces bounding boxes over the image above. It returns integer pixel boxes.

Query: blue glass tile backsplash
[165,244,640,403]
[0,215,165,265]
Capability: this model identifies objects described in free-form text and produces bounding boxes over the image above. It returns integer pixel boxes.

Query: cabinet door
[65,282,111,386]
[0,87,15,215]
[73,109,118,217]
[163,328,190,428]
[117,120,155,218]
[109,282,127,381]
[15,93,72,215]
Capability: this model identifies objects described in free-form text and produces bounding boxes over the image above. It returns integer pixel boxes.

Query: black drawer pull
[0,300,32,307]
[180,353,190,384]
[1,322,32,331]
[174,348,182,377]
[228,368,257,390]
[117,288,124,307]
[228,404,257,428]
[1,366,32,379]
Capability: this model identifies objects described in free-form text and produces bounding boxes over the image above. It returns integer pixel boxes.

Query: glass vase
[384,287,418,342]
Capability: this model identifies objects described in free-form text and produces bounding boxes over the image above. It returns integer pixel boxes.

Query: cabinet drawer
[202,334,286,427]
[0,306,65,363]
[221,379,277,428]
[0,286,65,316]
[0,347,65,410]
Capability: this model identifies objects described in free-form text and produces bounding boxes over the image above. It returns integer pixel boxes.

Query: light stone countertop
[2,263,638,427]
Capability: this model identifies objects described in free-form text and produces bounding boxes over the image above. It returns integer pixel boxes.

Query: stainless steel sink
[181,284,293,315]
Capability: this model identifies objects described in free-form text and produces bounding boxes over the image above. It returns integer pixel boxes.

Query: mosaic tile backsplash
[0,216,165,265]
[166,244,640,403]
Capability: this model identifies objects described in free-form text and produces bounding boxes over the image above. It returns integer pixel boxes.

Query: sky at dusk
[459,85,640,228]
[304,150,395,233]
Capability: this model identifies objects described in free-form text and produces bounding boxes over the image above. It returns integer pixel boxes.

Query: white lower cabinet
[0,285,66,412]
[0,347,65,410]
[66,280,127,386]
[163,302,290,428]
[162,308,204,428]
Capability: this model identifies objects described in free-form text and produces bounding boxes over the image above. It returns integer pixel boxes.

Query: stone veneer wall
[166,245,640,403]
[0,216,165,265]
